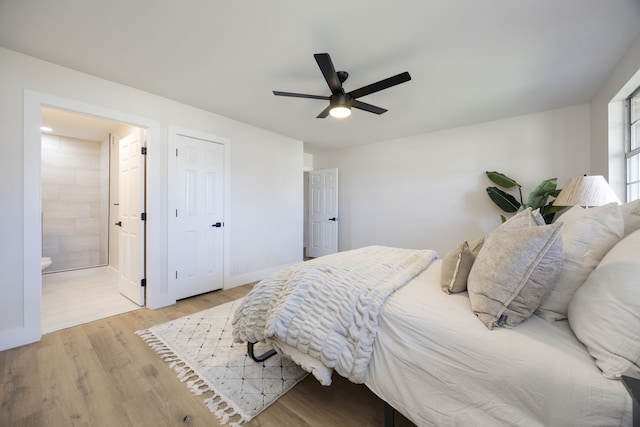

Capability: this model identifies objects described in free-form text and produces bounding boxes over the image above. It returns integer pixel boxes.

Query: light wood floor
[1,283,415,427]
[42,266,141,334]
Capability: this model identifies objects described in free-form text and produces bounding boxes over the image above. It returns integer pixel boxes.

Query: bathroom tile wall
[42,134,109,271]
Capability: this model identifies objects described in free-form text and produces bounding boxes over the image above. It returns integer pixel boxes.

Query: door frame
[20,90,163,349]
[167,126,231,298]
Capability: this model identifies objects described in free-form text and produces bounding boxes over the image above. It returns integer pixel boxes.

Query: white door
[118,130,146,306]
[308,168,338,258]
[173,134,224,300]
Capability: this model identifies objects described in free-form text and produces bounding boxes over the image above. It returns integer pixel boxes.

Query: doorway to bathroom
[40,107,143,333]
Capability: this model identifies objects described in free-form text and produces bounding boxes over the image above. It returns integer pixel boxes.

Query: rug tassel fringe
[136,329,251,426]
[205,393,250,426]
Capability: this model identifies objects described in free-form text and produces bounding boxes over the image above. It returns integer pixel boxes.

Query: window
[626,87,640,202]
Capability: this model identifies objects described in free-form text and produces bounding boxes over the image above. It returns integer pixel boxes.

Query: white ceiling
[2,0,640,152]
[41,107,123,141]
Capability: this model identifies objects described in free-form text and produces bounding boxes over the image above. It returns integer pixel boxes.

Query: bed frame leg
[384,402,395,427]
[247,342,277,362]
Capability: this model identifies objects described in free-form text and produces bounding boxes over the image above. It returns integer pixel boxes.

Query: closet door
[172,134,225,300]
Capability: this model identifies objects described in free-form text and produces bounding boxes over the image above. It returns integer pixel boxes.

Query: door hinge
[141,212,146,221]
[141,278,146,287]
[141,147,147,155]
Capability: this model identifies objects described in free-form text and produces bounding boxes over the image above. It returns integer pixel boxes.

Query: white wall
[313,105,590,256]
[590,33,640,198]
[0,47,303,351]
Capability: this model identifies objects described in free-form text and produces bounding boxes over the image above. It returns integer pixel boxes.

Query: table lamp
[554,175,620,207]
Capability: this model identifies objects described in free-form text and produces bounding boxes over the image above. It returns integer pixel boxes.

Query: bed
[233,201,640,426]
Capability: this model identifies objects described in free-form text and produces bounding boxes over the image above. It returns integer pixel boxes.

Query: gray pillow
[440,237,484,294]
[468,220,564,330]
[501,207,546,229]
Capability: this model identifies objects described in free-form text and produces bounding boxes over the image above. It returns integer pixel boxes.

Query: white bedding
[232,246,438,385]
[365,259,633,426]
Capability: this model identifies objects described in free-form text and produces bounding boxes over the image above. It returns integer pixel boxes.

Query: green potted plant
[485,171,565,224]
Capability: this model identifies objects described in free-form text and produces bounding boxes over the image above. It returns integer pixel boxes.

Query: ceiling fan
[273,53,411,119]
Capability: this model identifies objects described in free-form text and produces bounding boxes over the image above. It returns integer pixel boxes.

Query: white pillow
[619,199,640,237]
[568,229,640,379]
[535,203,624,322]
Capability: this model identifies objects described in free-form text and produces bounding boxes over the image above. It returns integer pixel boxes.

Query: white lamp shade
[555,175,620,207]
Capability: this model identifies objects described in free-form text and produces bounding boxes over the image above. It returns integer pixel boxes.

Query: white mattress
[365,260,633,427]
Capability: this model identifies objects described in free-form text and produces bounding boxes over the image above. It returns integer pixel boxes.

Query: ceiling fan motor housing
[330,93,352,108]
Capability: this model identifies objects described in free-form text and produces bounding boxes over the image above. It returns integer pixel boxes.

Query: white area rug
[136,298,308,426]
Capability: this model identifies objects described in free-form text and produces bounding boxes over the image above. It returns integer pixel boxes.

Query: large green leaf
[540,203,566,221]
[540,202,567,224]
[543,204,566,215]
[486,171,521,189]
[527,178,558,208]
[486,187,520,212]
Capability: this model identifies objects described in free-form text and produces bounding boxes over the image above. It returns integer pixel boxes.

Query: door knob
[328,217,337,221]
[211,222,223,228]
[115,221,122,227]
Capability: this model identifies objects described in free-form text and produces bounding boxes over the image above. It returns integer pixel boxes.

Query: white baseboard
[0,327,40,352]
[224,261,299,289]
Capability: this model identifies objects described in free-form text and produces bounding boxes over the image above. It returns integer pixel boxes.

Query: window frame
[625,86,640,202]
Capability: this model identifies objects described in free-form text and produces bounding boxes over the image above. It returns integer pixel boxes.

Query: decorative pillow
[568,229,640,379]
[440,237,484,294]
[440,208,543,296]
[467,221,564,330]
[619,199,640,237]
[535,202,624,322]
[501,207,546,229]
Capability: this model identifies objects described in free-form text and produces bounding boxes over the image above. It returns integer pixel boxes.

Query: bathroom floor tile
[42,266,140,334]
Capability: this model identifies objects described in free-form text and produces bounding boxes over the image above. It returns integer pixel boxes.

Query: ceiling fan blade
[352,99,387,115]
[273,91,330,100]
[316,105,331,119]
[348,71,411,99]
[314,53,344,95]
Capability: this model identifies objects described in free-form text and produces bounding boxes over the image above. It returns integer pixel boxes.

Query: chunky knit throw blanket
[232,246,438,385]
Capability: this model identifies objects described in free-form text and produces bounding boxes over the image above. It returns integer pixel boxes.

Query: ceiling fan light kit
[329,93,352,118]
[273,53,411,119]
[329,106,351,118]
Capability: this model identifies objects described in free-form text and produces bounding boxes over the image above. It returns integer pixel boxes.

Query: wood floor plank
[2,342,43,423]
[36,333,89,424]
[0,284,416,427]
